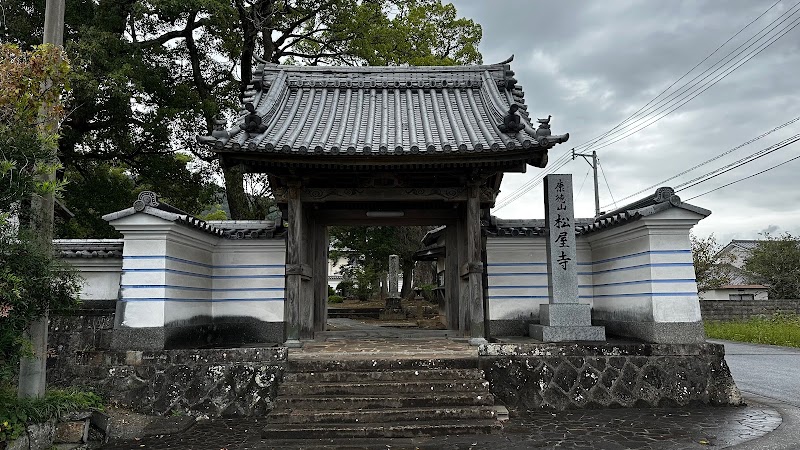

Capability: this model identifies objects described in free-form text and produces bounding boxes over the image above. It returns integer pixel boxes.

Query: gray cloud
[452,0,800,241]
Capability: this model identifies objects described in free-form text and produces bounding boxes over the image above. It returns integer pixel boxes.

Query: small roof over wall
[197,59,568,171]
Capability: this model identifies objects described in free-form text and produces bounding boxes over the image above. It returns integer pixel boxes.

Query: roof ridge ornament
[240,102,268,133]
[534,115,570,146]
[133,191,159,212]
[498,104,525,133]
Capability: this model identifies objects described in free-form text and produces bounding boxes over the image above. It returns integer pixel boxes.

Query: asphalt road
[710,339,800,407]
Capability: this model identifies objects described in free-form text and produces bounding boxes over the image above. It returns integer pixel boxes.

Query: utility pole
[572,149,600,218]
[18,0,65,399]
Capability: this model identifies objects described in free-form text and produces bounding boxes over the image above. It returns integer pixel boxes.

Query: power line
[576,168,591,197]
[684,152,800,202]
[493,2,800,212]
[582,11,800,153]
[572,0,785,153]
[604,116,800,208]
[675,134,800,193]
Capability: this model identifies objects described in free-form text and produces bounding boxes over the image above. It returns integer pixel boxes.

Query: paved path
[709,340,800,408]
[709,339,800,449]
[101,405,780,450]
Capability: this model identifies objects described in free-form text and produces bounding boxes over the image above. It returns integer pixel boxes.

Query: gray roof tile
[198,62,568,156]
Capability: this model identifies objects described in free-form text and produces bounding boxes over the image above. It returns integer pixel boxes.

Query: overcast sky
[450,0,800,244]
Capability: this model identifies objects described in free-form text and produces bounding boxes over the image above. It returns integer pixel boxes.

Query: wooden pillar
[445,224,460,330]
[466,185,487,345]
[298,207,315,339]
[456,214,469,335]
[284,183,303,347]
[313,223,329,332]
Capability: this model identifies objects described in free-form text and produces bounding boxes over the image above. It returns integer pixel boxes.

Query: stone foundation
[48,346,287,417]
[479,342,742,411]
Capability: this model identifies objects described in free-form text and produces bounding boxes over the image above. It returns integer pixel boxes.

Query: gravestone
[530,174,605,342]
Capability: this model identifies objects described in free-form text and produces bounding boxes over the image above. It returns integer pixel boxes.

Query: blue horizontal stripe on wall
[592,292,698,299]
[592,250,691,265]
[488,250,692,269]
[121,285,284,292]
[488,272,549,277]
[123,268,284,279]
[591,262,694,275]
[488,295,594,300]
[489,285,549,289]
[121,297,285,302]
[590,279,696,288]
[124,255,285,270]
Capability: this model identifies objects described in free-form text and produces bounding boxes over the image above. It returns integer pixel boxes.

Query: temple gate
[198,60,569,345]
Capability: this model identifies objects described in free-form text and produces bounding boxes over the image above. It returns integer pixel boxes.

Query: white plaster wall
[584,211,704,324]
[213,240,286,322]
[67,259,122,301]
[163,230,215,324]
[486,237,592,320]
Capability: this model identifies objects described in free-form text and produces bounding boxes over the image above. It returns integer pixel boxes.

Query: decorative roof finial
[239,102,268,133]
[498,104,525,134]
[535,115,569,146]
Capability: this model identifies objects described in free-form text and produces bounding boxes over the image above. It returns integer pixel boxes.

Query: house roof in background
[197,60,569,160]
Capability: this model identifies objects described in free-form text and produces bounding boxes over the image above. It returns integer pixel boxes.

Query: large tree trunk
[223,165,250,219]
[401,264,414,299]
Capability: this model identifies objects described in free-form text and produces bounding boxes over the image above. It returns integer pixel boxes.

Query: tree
[330,226,429,299]
[744,233,800,299]
[1,0,482,226]
[690,233,733,292]
[0,44,81,384]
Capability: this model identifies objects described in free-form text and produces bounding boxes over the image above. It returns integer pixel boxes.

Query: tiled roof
[197,61,568,158]
[580,187,710,235]
[54,239,123,258]
[102,192,282,239]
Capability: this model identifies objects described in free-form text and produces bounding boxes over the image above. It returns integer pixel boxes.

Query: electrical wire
[603,115,800,208]
[684,152,800,201]
[598,159,617,210]
[674,134,800,193]
[573,0,798,153]
[576,168,591,197]
[493,2,800,212]
[583,12,800,153]
[572,0,785,153]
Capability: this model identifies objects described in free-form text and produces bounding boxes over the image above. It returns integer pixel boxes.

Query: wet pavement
[99,328,789,449]
[101,402,781,449]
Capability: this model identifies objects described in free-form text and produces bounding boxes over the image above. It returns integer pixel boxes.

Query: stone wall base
[595,320,706,344]
[479,342,742,412]
[48,347,287,417]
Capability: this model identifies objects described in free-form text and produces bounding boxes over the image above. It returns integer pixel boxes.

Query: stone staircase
[263,358,504,439]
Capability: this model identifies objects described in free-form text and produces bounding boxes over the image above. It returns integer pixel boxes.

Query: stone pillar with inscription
[386,254,401,309]
[530,174,605,342]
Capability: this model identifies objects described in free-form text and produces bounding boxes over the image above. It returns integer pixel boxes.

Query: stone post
[385,255,402,311]
[530,174,605,342]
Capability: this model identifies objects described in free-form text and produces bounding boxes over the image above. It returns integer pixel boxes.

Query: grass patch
[705,313,800,348]
[0,386,103,443]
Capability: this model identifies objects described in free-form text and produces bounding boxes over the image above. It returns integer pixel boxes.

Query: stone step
[262,419,502,439]
[283,368,484,383]
[274,392,495,410]
[279,379,490,396]
[268,405,497,424]
[287,357,477,373]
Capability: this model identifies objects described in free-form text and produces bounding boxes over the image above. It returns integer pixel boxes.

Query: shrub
[328,295,344,304]
[0,387,103,443]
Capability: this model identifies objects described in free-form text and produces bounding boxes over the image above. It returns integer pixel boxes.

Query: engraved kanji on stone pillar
[530,174,605,342]
[382,254,403,315]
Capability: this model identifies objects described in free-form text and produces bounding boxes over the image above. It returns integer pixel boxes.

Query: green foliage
[327,295,344,304]
[2,0,483,222]
[690,233,733,292]
[329,226,429,298]
[0,44,81,383]
[744,233,800,299]
[0,226,81,382]
[704,313,800,348]
[0,386,103,443]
